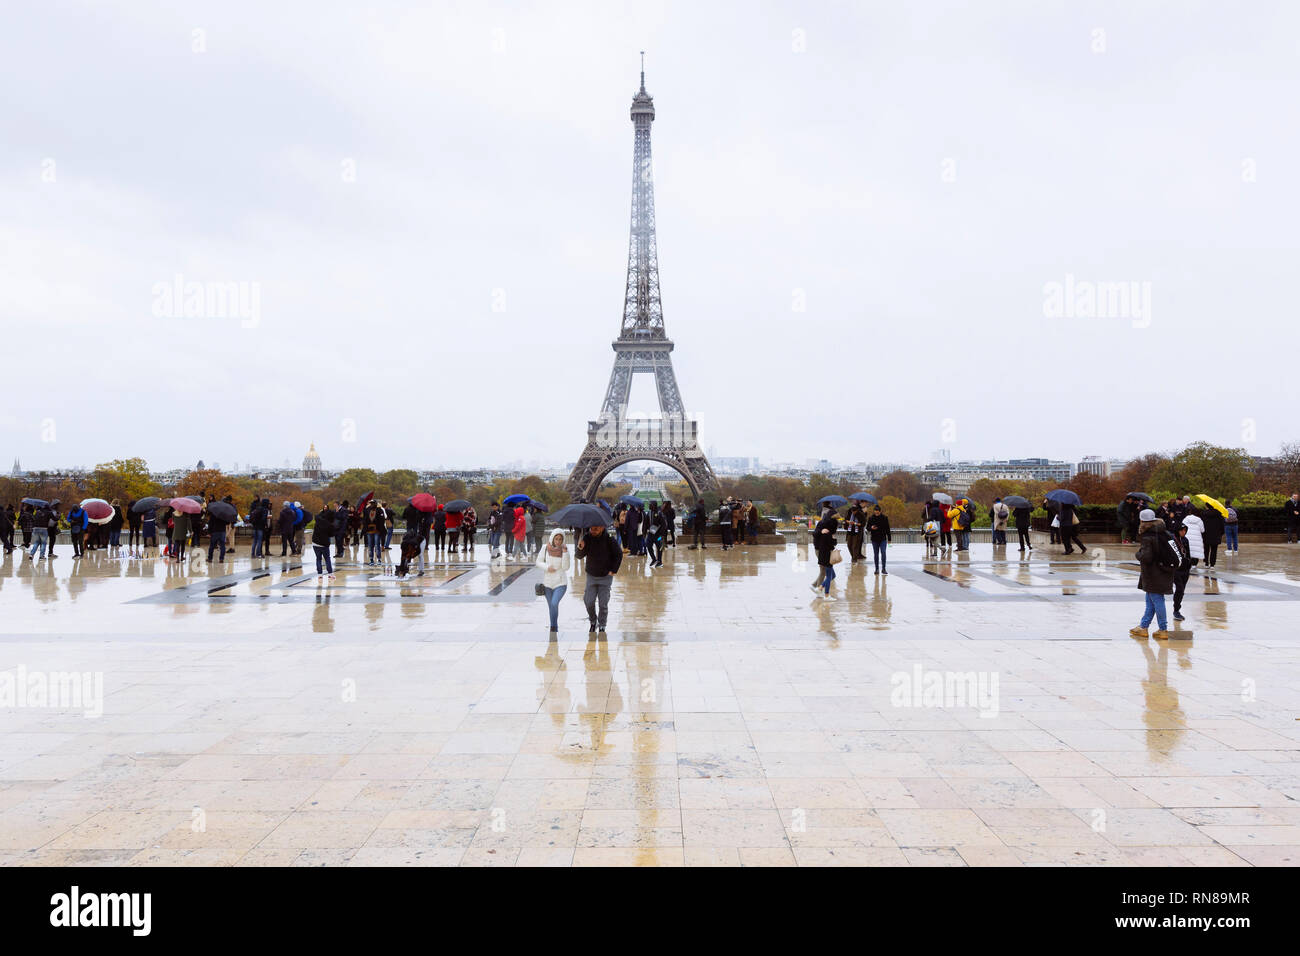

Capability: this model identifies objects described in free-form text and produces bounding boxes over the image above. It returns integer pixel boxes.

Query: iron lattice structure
[566,66,719,503]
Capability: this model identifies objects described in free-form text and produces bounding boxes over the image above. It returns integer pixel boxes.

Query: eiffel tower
[565,60,719,503]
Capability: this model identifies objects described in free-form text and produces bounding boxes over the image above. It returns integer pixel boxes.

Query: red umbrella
[170,497,202,515]
[356,491,374,511]
[80,498,114,523]
[410,493,437,513]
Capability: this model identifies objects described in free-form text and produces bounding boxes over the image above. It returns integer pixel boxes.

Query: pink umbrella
[80,498,114,524]
[170,497,202,515]
[409,493,437,513]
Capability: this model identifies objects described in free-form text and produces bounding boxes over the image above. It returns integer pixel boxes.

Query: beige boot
[1129,626,1149,639]
[1152,629,1170,640]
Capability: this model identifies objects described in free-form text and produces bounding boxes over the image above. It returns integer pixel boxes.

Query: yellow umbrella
[1195,494,1228,517]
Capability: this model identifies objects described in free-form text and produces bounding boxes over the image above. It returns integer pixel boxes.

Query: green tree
[1150,442,1253,502]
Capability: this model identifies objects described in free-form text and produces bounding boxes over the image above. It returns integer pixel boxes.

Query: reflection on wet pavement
[0,541,1297,866]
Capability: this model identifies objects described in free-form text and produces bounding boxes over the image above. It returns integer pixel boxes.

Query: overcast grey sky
[3,1,1296,473]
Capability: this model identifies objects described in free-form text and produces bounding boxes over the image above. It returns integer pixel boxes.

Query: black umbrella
[530,501,549,513]
[132,496,161,513]
[552,503,613,528]
[208,501,237,522]
[1046,489,1082,507]
[1003,495,1032,509]
[443,499,471,512]
[20,497,48,508]
[1127,491,1154,502]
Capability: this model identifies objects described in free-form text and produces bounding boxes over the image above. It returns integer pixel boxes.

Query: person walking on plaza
[363,502,382,565]
[645,501,665,568]
[718,498,734,551]
[67,502,88,557]
[291,501,306,554]
[462,505,477,554]
[990,498,1009,546]
[844,501,865,563]
[1285,494,1300,543]
[125,500,140,554]
[139,502,156,557]
[690,499,707,549]
[938,499,954,551]
[577,522,622,633]
[1224,499,1240,555]
[1172,523,1193,622]
[207,496,234,563]
[1058,499,1086,554]
[1,504,14,553]
[171,507,191,563]
[1181,507,1205,572]
[312,501,337,579]
[278,501,296,556]
[950,498,974,552]
[19,504,34,551]
[536,529,572,632]
[446,505,462,552]
[663,500,676,547]
[1013,501,1033,553]
[487,502,502,558]
[811,506,840,598]
[531,505,546,556]
[1132,508,1176,640]
[1201,504,1224,569]
[333,500,350,558]
[511,504,527,560]
[26,503,52,560]
[866,504,891,575]
[107,500,124,550]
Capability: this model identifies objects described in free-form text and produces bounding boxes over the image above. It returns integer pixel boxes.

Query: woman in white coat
[1181,510,1205,568]
[535,529,572,632]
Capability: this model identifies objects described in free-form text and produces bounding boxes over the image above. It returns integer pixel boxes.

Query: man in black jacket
[334,501,350,558]
[689,500,707,549]
[578,524,622,632]
[1286,494,1300,544]
[0,504,14,553]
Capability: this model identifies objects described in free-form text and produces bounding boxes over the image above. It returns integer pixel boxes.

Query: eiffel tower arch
[566,60,719,503]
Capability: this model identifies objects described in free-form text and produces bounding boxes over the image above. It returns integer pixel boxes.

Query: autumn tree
[88,458,155,503]
[875,469,931,503]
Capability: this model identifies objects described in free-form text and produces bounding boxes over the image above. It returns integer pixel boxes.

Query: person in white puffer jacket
[1180,508,1205,566]
[535,530,572,632]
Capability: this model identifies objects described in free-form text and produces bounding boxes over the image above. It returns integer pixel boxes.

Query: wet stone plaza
[1,536,1298,867]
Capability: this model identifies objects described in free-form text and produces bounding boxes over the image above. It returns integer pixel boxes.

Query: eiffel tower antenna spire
[565,65,719,503]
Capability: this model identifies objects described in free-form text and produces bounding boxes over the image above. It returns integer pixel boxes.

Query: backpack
[1155,531,1181,570]
[1225,507,1238,524]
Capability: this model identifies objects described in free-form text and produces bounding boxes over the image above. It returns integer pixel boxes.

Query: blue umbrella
[817,495,848,508]
[597,499,612,514]
[530,501,549,512]
[849,492,877,504]
[20,497,49,508]
[552,503,613,528]
[503,494,530,506]
[619,495,645,506]
[1046,489,1081,507]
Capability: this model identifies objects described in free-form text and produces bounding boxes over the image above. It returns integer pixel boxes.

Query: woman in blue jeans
[1223,501,1239,554]
[535,530,572,631]
[811,507,839,598]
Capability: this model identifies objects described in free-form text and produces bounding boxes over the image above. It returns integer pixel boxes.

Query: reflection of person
[535,530,572,632]
[577,524,622,632]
